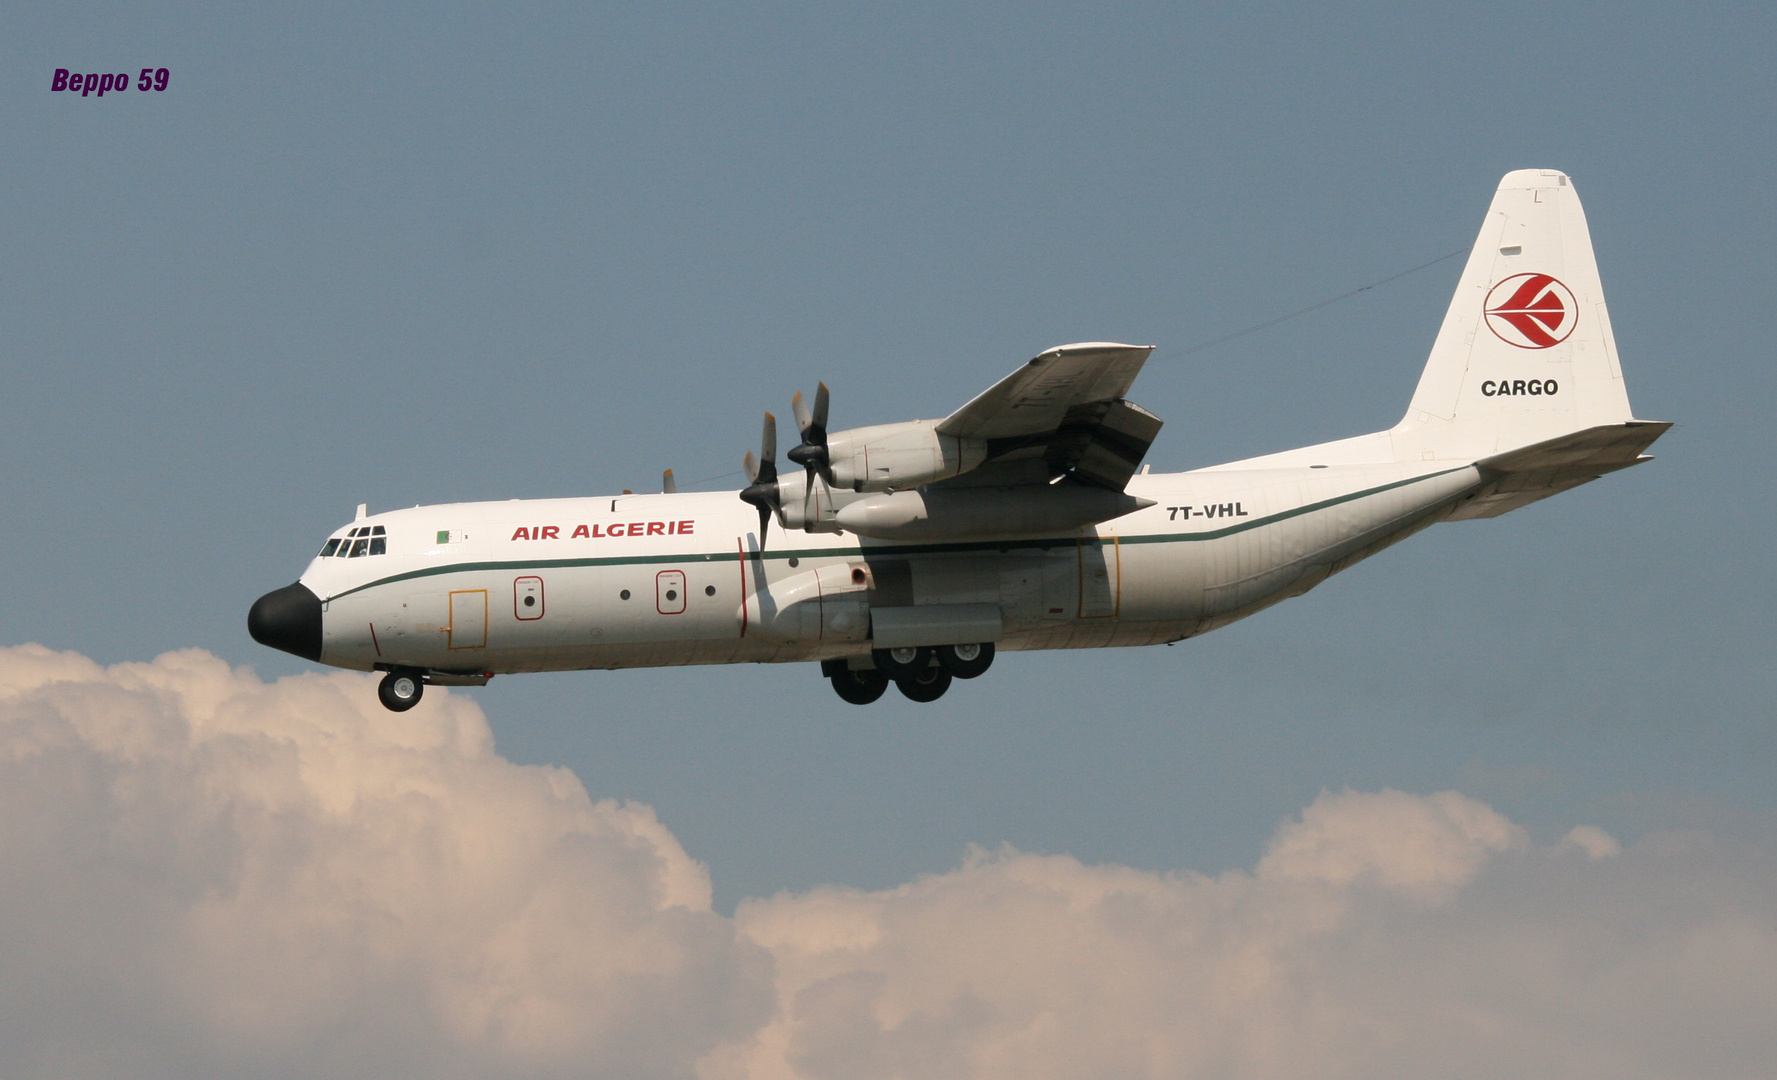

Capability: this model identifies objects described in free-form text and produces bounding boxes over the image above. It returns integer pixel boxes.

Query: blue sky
[4,0,1773,918]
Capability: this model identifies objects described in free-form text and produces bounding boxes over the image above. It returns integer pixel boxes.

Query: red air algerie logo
[1484,273,1577,349]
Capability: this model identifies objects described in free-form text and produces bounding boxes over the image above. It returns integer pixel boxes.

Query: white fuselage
[302,458,1481,676]
[257,170,1665,700]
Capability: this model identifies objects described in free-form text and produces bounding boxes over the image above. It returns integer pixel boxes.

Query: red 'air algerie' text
[510,521,694,541]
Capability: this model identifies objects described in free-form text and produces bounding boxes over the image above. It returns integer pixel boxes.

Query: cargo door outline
[449,589,488,648]
[657,570,686,615]
[1038,553,1075,620]
[1078,537,1119,618]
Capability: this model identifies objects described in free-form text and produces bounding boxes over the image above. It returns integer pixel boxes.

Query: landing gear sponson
[822,643,994,705]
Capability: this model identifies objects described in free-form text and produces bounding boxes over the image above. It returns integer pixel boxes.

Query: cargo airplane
[250,170,1667,711]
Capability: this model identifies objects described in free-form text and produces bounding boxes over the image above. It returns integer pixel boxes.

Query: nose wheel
[378,670,425,712]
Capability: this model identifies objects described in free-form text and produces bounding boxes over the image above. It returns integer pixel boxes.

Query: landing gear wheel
[937,642,994,679]
[378,670,425,712]
[896,666,952,703]
[829,666,889,705]
[872,646,934,681]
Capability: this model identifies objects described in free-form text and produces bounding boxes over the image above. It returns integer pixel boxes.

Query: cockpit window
[323,525,388,558]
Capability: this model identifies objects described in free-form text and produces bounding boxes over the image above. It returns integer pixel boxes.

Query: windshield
[317,525,387,558]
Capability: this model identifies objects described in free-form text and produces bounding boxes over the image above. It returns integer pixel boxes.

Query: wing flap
[1070,399,1165,489]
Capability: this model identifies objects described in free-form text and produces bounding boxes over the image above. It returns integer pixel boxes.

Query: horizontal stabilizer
[1447,420,1671,520]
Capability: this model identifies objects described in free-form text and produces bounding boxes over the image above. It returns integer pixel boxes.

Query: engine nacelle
[834,482,1153,541]
[826,420,987,493]
[774,470,846,533]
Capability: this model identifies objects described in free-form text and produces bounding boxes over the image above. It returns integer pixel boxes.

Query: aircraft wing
[939,342,1153,439]
[935,342,1162,490]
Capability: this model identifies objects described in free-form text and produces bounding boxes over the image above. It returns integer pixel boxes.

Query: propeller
[739,412,781,546]
[787,382,832,486]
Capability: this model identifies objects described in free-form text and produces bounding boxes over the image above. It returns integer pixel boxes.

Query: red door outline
[657,570,686,614]
[514,576,544,620]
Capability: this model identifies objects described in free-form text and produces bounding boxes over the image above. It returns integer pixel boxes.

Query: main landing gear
[822,643,995,705]
[827,663,889,704]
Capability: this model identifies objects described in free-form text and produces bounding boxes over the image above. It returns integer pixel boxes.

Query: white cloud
[728,803,1777,1080]
[1559,824,1623,860]
[2,644,1773,1080]
[0,644,769,1079]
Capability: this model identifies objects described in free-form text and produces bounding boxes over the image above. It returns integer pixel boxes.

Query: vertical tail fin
[1394,170,1636,461]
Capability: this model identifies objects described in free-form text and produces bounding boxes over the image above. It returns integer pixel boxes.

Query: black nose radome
[248,582,323,662]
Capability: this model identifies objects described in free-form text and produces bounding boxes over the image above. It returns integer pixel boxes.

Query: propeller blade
[739,412,782,548]
[786,383,833,485]
[661,469,677,494]
[743,451,758,484]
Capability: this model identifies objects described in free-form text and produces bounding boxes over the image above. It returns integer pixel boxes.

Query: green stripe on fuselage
[324,466,1470,602]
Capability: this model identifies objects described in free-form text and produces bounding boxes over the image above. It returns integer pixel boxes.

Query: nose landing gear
[378,669,425,712]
